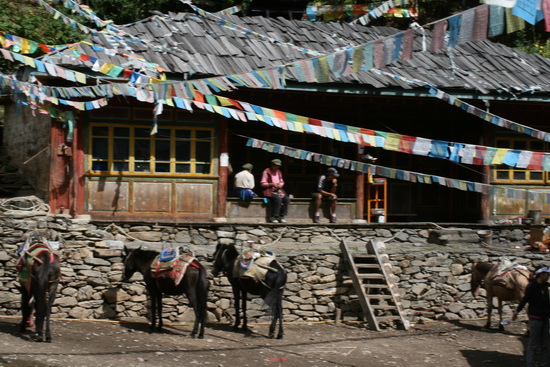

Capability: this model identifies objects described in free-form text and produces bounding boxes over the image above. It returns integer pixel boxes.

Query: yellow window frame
[88,123,215,176]
[491,137,547,184]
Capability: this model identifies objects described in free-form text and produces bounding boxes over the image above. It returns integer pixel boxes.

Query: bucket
[528,210,542,224]
[477,230,493,246]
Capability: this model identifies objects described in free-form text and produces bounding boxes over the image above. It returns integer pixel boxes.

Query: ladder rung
[371,305,398,310]
[355,264,380,269]
[362,284,389,289]
[358,274,384,279]
[375,315,402,322]
[366,295,393,300]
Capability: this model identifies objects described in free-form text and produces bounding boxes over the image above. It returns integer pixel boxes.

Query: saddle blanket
[17,244,60,294]
[493,265,528,290]
[233,250,277,282]
[150,253,197,286]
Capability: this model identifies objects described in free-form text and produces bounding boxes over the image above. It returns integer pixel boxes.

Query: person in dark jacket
[513,265,550,367]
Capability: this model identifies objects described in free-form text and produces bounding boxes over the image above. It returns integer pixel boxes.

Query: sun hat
[535,266,550,275]
[242,163,253,170]
[326,167,340,177]
[271,159,282,166]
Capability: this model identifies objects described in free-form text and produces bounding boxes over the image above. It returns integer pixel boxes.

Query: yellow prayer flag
[216,96,233,107]
[23,56,35,68]
[165,98,174,107]
[294,121,305,133]
[21,38,30,54]
[99,62,114,74]
[296,115,308,124]
[491,148,509,165]
[75,72,86,84]
[384,134,400,151]
[212,105,223,115]
[50,97,59,105]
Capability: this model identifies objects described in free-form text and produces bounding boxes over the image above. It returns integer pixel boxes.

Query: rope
[0,196,50,214]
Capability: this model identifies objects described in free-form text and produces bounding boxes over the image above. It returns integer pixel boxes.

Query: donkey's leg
[276,294,284,339]
[44,287,56,342]
[149,294,157,332]
[20,292,31,332]
[497,299,504,331]
[232,285,241,331]
[156,293,163,332]
[187,286,200,338]
[485,296,493,329]
[241,289,248,332]
[34,293,46,342]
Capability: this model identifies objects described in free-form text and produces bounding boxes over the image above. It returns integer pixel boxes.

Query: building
[3,5,550,223]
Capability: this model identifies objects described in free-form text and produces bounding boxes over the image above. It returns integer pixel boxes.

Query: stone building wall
[0,212,545,327]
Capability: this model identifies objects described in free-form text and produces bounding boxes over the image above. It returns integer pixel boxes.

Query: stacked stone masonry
[0,212,546,327]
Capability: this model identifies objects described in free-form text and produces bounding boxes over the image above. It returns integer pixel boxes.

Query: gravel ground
[0,315,531,367]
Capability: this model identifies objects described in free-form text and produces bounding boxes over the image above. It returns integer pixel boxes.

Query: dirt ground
[0,315,534,367]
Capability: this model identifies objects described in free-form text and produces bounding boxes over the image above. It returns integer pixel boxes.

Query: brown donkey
[471,261,531,330]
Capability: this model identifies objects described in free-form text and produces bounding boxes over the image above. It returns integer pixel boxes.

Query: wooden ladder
[340,239,410,331]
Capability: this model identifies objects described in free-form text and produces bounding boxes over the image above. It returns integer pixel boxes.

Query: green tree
[0,0,87,73]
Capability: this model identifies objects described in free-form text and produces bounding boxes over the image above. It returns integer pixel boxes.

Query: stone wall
[0,212,544,327]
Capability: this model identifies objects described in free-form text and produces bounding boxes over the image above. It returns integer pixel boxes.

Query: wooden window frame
[87,123,215,177]
[491,137,547,185]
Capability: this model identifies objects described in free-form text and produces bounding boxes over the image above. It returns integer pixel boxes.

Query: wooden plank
[340,240,380,331]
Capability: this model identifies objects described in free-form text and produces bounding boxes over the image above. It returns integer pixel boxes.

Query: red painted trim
[73,113,85,215]
[217,120,228,218]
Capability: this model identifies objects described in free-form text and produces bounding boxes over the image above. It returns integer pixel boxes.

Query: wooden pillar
[356,170,365,221]
[49,121,70,214]
[216,120,229,219]
[72,113,85,215]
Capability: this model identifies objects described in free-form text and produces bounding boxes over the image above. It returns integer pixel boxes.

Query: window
[492,138,547,184]
[89,124,214,175]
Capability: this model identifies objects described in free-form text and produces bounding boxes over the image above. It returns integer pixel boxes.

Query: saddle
[16,243,60,294]
[150,248,198,286]
[233,248,277,283]
[491,265,528,290]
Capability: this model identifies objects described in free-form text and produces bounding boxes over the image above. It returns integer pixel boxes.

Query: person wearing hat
[260,158,290,223]
[233,163,257,201]
[312,167,339,223]
[513,265,550,367]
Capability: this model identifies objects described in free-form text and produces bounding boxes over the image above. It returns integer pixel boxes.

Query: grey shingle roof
[49,12,550,95]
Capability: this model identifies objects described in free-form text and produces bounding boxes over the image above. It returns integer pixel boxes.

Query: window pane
[496,171,509,180]
[176,164,190,173]
[531,141,544,151]
[176,130,191,139]
[157,129,171,139]
[531,172,543,181]
[113,139,129,160]
[196,130,212,140]
[92,126,109,136]
[175,141,191,161]
[114,127,129,137]
[196,164,211,174]
[113,162,128,172]
[155,163,170,172]
[92,138,108,159]
[92,161,108,171]
[196,142,211,162]
[135,162,150,172]
[135,128,150,138]
[514,140,527,150]
[513,171,526,180]
[135,140,150,160]
[155,140,171,161]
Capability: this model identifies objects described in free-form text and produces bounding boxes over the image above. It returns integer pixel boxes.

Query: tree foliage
[0,0,87,73]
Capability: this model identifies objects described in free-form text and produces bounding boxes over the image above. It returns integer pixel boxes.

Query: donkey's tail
[264,264,286,315]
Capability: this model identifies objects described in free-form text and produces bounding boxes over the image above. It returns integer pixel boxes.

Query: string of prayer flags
[34,0,98,35]
[244,136,550,205]
[181,0,325,57]
[216,5,241,16]
[50,0,113,28]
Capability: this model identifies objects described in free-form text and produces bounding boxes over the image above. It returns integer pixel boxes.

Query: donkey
[471,261,531,330]
[17,231,61,342]
[212,243,286,339]
[123,247,208,338]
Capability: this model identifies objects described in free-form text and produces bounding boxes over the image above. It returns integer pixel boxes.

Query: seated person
[233,163,257,201]
[312,167,339,223]
[261,159,290,223]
